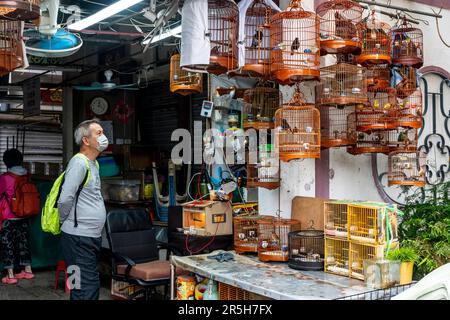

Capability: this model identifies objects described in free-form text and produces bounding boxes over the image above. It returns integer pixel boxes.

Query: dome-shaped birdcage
[288,229,324,271]
[234,215,273,254]
[388,150,426,187]
[316,63,367,106]
[320,105,357,148]
[275,89,321,161]
[391,20,423,68]
[355,88,398,132]
[170,54,203,95]
[180,0,239,75]
[0,19,25,76]
[270,0,320,84]
[392,65,418,99]
[0,0,39,20]
[316,0,363,55]
[386,128,418,153]
[246,143,280,189]
[347,130,390,155]
[243,86,280,129]
[396,87,423,129]
[357,14,391,66]
[366,64,391,92]
[257,217,301,262]
[235,0,280,78]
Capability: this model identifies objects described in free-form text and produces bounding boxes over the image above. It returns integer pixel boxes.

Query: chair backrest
[105,209,159,270]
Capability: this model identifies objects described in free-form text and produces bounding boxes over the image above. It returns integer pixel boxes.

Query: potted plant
[386,247,418,285]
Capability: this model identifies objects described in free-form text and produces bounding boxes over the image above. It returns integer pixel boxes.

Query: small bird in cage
[402,162,412,170]
[383,103,392,110]
[335,12,357,40]
[374,132,384,142]
[249,230,256,238]
[397,130,407,142]
[251,30,264,49]
[334,130,341,140]
[358,132,365,140]
[271,232,280,245]
[211,45,220,55]
[238,233,246,240]
[291,37,300,55]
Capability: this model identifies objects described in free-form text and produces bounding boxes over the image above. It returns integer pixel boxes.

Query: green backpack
[41,153,98,235]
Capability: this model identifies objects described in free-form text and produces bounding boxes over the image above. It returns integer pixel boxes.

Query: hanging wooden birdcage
[392,65,418,99]
[391,20,423,68]
[275,90,321,161]
[316,63,367,106]
[386,128,418,153]
[243,86,280,129]
[247,143,280,189]
[396,88,423,129]
[388,150,426,187]
[320,105,357,148]
[170,54,203,95]
[0,19,24,76]
[234,215,273,254]
[236,0,280,78]
[257,218,301,262]
[366,64,391,92]
[288,229,324,271]
[270,0,320,83]
[347,131,390,155]
[180,0,239,75]
[357,14,391,66]
[0,0,39,20]
[316,0,363,55]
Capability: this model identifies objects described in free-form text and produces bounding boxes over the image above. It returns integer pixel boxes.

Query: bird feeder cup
[388,150,426,187]
[316,0,363,55]
[270,0,320,83]
[320,105,357,148]
[170,54,203,95]
[0,0,40,20]
[357,15,391,66]
[391,20,423,68]
[0,19,24,76]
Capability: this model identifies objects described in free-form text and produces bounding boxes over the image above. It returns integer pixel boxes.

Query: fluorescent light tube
[68,0,144,31]
[142,25,182,44]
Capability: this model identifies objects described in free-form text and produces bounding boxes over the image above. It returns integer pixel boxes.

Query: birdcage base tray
[320,40,362,55]
[318,97,368,106]
[350,272,365,281]
[326,266,350,277]
[170,85,202,96]
[349,235,377,244]
[288,260,324,271]
[239,64,270,78]
[0,53,23,74]
[209,55,237,75]
[396,119,422,129]
[280,152,321,161]
[357,54,391,66]
[258,251,289,262]
[367,80,391,92]
[0,1,40,20]
[324,230,348,238]
[393,57,423,69]
[235,243,258,254]
[243,121,275,130]
[247,180,280,190]
[272,69,320,84]
[388,180,425,187]
[322,138,356,149]
[347,146,390,155]
[357,123,397,132]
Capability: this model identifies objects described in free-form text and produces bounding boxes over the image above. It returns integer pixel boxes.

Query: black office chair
[105,208,172,300]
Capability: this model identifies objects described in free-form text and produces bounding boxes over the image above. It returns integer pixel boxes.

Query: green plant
[386,247,418,263]
[399,181,450,279]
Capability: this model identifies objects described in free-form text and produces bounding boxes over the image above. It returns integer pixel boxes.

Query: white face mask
[96,134,109,152]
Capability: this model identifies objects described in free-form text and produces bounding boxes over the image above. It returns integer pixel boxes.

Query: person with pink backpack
[0,149,39,285]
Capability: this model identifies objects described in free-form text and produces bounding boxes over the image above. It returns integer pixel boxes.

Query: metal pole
[360,5,420,24]
[170,263,176,300]
[356,0,442,18]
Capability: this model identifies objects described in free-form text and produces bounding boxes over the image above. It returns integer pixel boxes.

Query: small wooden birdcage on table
[316,63,368,106]
[388,150,426,187]
[275,88,321,161]
[324,201,350,238]
[234,215,273,254]
[319,105,357,148]
[0,19,25,76]
[0,0,40,20]
[396,88,423,129]
[347,131,390,155]
[247,144,280,189]
[386,128,418,153]
[325,237,350,277]
[316,0,363,55]
[391,19,423,68]
[392,65,417,99]
[170,54,203,95]
[270,0,320,83]
[357,13,391,66]
[288,228,324,271]
[366,65,391,92]
[243,86,280,129]
[257,218,301,262]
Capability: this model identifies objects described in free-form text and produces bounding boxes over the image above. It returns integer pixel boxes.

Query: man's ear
[82,136,90,146]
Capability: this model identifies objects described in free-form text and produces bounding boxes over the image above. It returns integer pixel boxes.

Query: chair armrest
[113,252,136,279]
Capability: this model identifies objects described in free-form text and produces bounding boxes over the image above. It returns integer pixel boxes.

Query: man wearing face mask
[58,119,108,300]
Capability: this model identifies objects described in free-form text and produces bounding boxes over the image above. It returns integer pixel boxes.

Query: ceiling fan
[73,70,139,91]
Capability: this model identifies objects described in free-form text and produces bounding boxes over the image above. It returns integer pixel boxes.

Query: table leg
[170,263,176,300]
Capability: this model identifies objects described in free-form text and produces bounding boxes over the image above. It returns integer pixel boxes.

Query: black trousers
[1,219,31,270]
[60,231,102,300]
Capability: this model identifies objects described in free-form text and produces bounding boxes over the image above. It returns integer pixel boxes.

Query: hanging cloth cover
[238,0,281,68]
[180,0,210,72]
[20,21,29,70]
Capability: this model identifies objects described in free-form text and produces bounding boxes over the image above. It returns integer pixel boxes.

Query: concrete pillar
[62,86,73,165]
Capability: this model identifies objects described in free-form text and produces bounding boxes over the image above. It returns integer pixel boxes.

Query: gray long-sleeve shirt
[57,154,106,238]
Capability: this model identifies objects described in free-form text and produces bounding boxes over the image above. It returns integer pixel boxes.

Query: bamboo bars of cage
[246,144,280,189]
[396,88,423,129]
[347,130,390,155]
[320,105,357,148]
[385,128,418,153]
[243,86,280,129]
[325,237,350,277]
[316,63,368,106]
[288,230,324,270]
[316,0,363,56]
[170,54,203,95]
[218,282,251,300]
[391,21,423,68]
[357,16,391,66]
[388,150,426,187]
[0,0,40,20]
[234,215,273,254]
[366,65,391,92]
[0,19,25,77]
[269,0,320,84]
[257,218,301,262]
[392,65,418,100]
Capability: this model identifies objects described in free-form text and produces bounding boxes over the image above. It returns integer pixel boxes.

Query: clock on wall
[90,96,109,116]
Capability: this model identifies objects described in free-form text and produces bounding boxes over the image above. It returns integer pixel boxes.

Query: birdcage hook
[290,83,305,105]
[308,219,315,230]
[288,0,303,11]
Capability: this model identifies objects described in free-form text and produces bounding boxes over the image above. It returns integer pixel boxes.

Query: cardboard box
[182,200,233,236]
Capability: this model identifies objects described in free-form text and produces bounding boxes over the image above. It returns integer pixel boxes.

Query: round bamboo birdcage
[257,217,301,262]
[234,215,274,254]
[238,0,279,78]
[396,88,423,129]
[275,90,321,161]
[170,54,203,95]
[316,0,363,55]
[357,14,391,66]
[270,0,320,83]
[386,128,418,153]
[316,63,367,106]
[392,65,418,99]
[347,130,390,155]
[388,150,426,187]
[391,20,423,68]
[320,105,357,148]
[366,64,391,92]
[246,144,280,189]
[0,19,24,76]
[243,86,279,129]
[0,0,39,20]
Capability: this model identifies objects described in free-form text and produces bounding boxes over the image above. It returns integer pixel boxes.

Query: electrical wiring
[431,7,450,48]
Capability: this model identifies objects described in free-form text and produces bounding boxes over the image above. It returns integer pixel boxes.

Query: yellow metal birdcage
[316,0,363,55]
[324,237,350,277]
[170,54,203,95]
[0,19,25,77]
[357,13,391,66]
[0,0,39,20]
[270,0,320,84]
[391,20,423,68]
[320,105,357,148]
[388,150,426,187]
[324,201,350,239]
